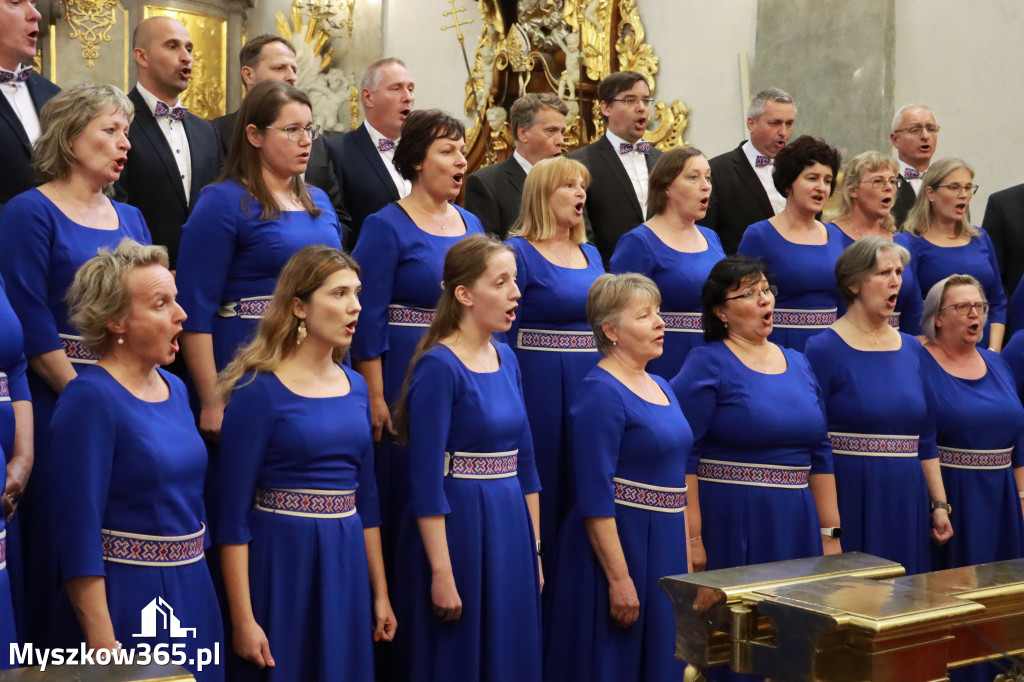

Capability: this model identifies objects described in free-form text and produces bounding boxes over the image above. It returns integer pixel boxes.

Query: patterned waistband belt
[60,334,99,364]
[613,478,687,513]
[661,312,703,333]
[771,308,838,329]
[387,304,435,328]
[445,450,518,479]
[888,312,901,329]
[217,296,273,319]
[516,328,597,352]
[101,524,205,566]
[939,446,1013,469]
[829,432,920,458]
[255,487,357,518]
[0,529,6,571]
[0,372,8,401]
[697,458,810,488]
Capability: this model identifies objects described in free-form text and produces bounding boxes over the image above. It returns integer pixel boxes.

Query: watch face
[832,528,842,540]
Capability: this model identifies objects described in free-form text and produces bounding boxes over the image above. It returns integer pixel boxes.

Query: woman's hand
[689,536,707,573]
[373,595,397,642]
[2,464,28,519]
[822,535,842,555]
[930,508,953,545]
[198,394,225,441]
[232,619,274,668]
[608,575,639,628]
[430,571,462,621]
[369,394,394,443]
[537,556,544,593]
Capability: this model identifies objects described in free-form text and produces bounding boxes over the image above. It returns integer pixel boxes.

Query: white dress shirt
[136,83,192,203]
[513,149,533,175]
[605,130,650,216]
[742,140,787,215]
[0,64,40,144]
[898,159,926,196]
[364,121,411,198]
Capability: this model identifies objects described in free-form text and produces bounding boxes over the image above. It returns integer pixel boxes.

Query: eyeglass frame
[935,183,979,196]
[939,301,989,316]
[893,124,941,135]
[860,177,900,189]
[725,284,778,301]
[609,96,655,107]
[264,123,322,142]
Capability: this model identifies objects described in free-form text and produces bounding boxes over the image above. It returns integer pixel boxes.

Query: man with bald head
[114,15,221,269]
[0,0,59,207]
[890,104,939,228]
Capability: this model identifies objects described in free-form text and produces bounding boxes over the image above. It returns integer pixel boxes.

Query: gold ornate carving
[62,0,125,67]
[143,6,226,119]
[647,100,690,151]
[576,0,613,81]
[614,0,657,89]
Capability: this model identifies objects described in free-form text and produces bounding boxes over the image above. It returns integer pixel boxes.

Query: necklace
[545,240,575,267]
[844,316,887,345]
[728,339,774,374]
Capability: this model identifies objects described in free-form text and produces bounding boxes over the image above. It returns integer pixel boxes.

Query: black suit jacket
[703,143,774,255]
[211,111,351,242]
[893,177,917,230]
[569,136,661,265]
[114,87,222,269]
[463,155,527,239]
[327,122,401,250]
[0,73,59,206]
[982,183,1024,299]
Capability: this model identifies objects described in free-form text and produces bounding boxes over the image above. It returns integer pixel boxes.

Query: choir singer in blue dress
[544,273,692,682]
[49,240,223,680]
[393,234,542,682]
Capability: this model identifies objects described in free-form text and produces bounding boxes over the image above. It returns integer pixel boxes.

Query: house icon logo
[133,597,196,638]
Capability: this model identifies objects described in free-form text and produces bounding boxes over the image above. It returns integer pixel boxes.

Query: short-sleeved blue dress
[505,236,604,557]
[804,330,933,574]
[896,229,1007,347]
[609,224,725,378]
[217,367,379,681]
[0,188,150,645]
[832,228,924,335]
[737,220,846,351]
[919,348,1024,569]
[49,366,223,681]
[671,342,828,569]
[394,343,541,682]
[545,367,691,682]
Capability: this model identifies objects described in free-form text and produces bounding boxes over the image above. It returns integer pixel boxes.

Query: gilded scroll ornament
[615,0,657,87]
[63,0,125,68]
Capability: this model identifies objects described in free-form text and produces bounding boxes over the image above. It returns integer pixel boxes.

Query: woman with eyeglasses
[805,238,947,576]
[609,147,726,379]
[824,151,924,335]
[670,255,841,577]
[897,158,1006,349]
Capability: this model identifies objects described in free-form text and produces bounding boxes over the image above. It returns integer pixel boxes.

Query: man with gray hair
[327,57,415,248]
[704,87,796,254]
[890,104,939,228]
[464,93,568,238]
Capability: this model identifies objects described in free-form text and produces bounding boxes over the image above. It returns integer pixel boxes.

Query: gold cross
[441,0,473,42]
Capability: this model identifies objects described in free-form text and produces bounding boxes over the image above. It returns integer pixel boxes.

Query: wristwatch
[820,526,842,539]
[535,540,545,557]
[930,501,952,514]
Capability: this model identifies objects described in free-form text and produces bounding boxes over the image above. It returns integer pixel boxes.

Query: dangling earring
[117,335,124,345]
[296,319,307,345]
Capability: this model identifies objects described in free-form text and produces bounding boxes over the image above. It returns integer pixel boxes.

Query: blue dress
[609,224,725,378]
[896,229,1007,347]
[1002,331,1024,397]
[394,343,541,682]
[176,180,344,371]
[804,330,933,574]
[737,220,846,350]
[350,202,482,566]
[0,188,150,646]
[1007,272,1024,338]
[506,236,604,558]
[48,366,223,681]
[545,367,691,682]
[217,367,380,681]
[671,342,828,569]
[832,227,924,335]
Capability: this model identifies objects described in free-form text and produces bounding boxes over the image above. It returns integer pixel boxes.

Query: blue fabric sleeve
[900,284,924,336]
[794,352,835,475]
[735,222,765,259]
[1002,332,1024,397]
[176,184,239,335]
[508,347,541,495]
[979,229,1008,325]
[50,377,115,579]
[670,346,721,474]
[349,369,381,528]
[506,238,529,345]
[455,204,485,235]
[407,351,455,517]
[350,211,400,362]
[116,202,153,245]
[570,376,624,518]
[216,376,274,544]
[916,345,940,462]
[608,229,654,276]
[309,186,344,244]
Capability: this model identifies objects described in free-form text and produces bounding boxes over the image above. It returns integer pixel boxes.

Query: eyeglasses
[610,96,655,107]
[893,124,940,135]
[725,284,777,301]
[861,177,899,189]
[265,124,322,142]
[940,301,989,315]
[936,183,979,195]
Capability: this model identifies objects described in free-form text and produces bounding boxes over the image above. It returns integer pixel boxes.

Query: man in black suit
[890,104,939,229]
[569,71,662,265]
[113,16,222,269]
[982,183,1024,299]
[327,57,414,249]
[464,92,567,238]
[0,0,59,206]
[703,88,796,254]
[211,34,349,241]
